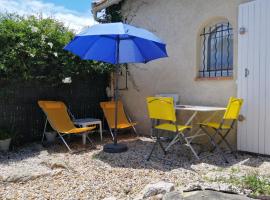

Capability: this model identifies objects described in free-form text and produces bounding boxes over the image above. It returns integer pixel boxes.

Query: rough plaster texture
[118,0,251,145]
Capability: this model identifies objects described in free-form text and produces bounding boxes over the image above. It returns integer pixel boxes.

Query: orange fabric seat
[64,126,95,134]
[110,122,137,129]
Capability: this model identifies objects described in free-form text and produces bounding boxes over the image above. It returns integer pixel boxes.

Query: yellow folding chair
[199,97,243,162]
[38,101,96,152]
[100,101,137,139]
[146,97,192,160]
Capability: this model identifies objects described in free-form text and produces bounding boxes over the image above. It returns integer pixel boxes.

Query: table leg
[99,122,103,141]
[190,111,220,139]
[165,134,180,151]
[185,111,198,126]
[188,111,213,140]
[82,132,87,145]
[202,111,219,123]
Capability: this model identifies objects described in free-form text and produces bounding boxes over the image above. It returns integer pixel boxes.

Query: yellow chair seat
[155,123,191,132]
[199,122,230,129]
[64,126,96,134]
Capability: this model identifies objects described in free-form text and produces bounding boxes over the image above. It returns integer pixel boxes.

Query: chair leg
[200,126,229,163]
[216,130,237,159]
[147,130,166,161]
[86,134,96,148]
[216,129,230,146]
[58,134,72,152]
[131,125,139,137]
[109,128,114,141]
[41,119,48,144]
[165,134,180,151]
[210,129,237,159]
[41,132,45,144]
[210,129,230,152]
[179,133,200,160]
[157,137,167,155]
[147,141,157,161]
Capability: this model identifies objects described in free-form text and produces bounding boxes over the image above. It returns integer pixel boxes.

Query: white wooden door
[238,0,270,155]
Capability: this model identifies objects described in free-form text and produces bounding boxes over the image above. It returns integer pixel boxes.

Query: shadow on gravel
[94,137,265,172]
[0,132,104,165]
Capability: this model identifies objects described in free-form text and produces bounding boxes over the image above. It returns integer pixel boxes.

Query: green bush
[0,13,113,82]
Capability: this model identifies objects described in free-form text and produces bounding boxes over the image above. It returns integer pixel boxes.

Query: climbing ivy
[105,2,123,22]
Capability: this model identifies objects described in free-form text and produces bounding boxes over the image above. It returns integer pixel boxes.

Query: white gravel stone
[102,197,117,200]
[0,137,269,199]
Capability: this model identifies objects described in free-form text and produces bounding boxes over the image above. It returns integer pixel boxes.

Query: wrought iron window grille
[200,22,233,78]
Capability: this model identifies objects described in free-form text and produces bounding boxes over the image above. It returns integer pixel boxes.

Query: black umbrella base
[103,143,128,153]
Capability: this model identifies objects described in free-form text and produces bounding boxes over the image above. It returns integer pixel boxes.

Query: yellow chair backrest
[100,101,130,128]
[146,97,176,122]
[38,101,76,133]
[223,97,244,120]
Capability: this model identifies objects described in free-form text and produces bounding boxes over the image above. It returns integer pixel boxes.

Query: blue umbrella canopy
[64,22,168,153]
[64,22,168,64]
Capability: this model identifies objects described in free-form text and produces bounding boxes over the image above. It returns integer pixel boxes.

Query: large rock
[163,191,183,200]
[1,155,67,183]
[1,170,51,182]
[184,182,242,195]
[183,183,202,192]
[142,181,175,199]
[41,159,70,170]
[183,190,252,200]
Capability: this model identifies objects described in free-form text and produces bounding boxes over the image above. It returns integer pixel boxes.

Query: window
[199,21,233,78]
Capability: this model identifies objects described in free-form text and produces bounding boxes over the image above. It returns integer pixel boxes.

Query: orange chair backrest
[38,101,76,133]
[100,101,130,129]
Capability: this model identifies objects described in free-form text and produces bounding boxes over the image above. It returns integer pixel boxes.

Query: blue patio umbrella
[64,22,168,153]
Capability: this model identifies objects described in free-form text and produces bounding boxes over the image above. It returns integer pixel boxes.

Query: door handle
[245,68,249,77]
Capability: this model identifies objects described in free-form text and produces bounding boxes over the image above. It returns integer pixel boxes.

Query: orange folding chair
[38,101,96,152]
[100,101,137,139]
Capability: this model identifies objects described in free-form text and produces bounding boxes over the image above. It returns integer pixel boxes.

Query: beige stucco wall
[118,0,251,145]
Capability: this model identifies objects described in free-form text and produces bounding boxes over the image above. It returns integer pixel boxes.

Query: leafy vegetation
[242,174,270,197]
[0,13,113,83]
[204,171,270,197]
[105,4,123,22]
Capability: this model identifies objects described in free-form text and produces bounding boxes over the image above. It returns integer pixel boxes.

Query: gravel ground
[0,134,270,200]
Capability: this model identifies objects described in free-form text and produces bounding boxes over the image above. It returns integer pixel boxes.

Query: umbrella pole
[113,64,119,145]
[103,36,128,153]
